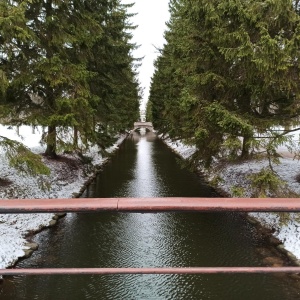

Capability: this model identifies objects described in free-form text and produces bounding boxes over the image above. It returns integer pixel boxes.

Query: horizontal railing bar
[1,267,300,275]
[0,198,300,213]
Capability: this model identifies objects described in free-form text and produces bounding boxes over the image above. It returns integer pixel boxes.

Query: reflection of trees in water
[130,131,157,142]
[146,132,157,142]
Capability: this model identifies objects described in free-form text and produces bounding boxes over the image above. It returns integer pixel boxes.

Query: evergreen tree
[1,0,101,157]
[88,0,140,149]
[145,100,152,122]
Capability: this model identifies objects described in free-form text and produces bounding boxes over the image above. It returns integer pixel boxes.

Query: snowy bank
[161,136,300,262]
[0,125,127,270]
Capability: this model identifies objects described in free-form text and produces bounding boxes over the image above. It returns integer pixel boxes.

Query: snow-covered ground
[0,125,127,270]
[162,136,300,261]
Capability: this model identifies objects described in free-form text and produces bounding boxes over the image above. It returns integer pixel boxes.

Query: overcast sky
[121,0,170,110]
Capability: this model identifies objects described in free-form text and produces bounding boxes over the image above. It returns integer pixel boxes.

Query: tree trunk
[45,125,57,158]
[241,135,250,159]
[73,126,78,148]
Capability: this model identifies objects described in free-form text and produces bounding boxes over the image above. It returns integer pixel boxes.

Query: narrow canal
[1,132,299,299]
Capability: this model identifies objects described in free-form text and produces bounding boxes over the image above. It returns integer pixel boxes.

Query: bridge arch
[133,122,154,132]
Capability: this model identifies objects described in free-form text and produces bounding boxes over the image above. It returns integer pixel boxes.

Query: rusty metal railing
[2,267,300,275]
[1,197,300,276]
[1,197,300,213]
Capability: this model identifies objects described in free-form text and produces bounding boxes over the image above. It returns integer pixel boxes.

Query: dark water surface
[1,132,300,299]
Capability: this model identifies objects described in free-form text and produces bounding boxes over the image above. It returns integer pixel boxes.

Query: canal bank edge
[0,133,129,276]
[160,135,300,268]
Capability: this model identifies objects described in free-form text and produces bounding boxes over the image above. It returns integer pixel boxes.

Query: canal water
[1,132,299,299]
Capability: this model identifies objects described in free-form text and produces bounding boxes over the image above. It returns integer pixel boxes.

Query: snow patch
[160,135,197,159]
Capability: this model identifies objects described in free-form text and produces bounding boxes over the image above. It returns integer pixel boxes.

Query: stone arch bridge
[133,122,154,132]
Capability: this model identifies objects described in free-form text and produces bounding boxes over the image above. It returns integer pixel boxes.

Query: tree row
[149,0,300,168]
[0,0,140,160]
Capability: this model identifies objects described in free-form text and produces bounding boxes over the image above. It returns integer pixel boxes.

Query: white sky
[121,0,170,110]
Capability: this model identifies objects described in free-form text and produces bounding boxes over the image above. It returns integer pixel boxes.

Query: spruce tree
[88,0,140,148]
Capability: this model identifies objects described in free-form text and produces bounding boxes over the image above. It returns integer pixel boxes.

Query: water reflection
[126,136,163,197]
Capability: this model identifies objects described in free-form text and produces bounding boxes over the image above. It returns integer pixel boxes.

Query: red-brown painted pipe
[0,198,300,213]
[1,267,300,275]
